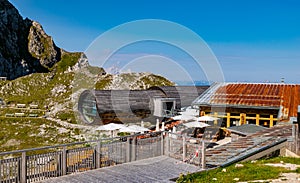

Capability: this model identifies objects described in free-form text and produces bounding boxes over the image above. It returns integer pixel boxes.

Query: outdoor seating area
[5,113,39,118]
[1,102,42,118]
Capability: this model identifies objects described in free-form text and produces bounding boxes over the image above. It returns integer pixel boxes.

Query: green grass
[55,52,82,73]
[176,157,300,183]
[0,107,45,117]
[139,74,174,89]
[0,80,7,88]
[87,65,105,75]
[56,111,77,124]
[0,117,79,152]
[95,74,113,89]
[259,156,300,165]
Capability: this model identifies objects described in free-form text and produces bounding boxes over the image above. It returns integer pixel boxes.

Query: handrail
[0,131,164,156]
[220,137,287,167]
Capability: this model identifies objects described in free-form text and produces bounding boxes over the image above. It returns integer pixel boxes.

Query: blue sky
[9,0,300,83]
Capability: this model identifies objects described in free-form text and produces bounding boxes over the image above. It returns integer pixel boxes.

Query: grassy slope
[0,52,82,151]
[177,157,300,183]
[0,117,82,152]
[0,51,175,151]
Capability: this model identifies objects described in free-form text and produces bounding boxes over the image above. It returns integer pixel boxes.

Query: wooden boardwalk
[40,156,200,183]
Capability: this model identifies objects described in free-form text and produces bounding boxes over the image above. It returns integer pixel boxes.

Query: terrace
[0,124,298,183]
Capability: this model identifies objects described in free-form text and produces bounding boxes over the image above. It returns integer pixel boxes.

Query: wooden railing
[0,132,208,183]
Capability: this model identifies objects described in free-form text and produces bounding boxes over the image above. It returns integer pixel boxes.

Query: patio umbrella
[95,123,126,131]
[172,115,197,121]
[197,116,219,122]
[119,126,140,133]
[155,119,160,131]
[119,125,149,133]
[141,120,144,128]
[161,122,165,131]
[183,121,210,128]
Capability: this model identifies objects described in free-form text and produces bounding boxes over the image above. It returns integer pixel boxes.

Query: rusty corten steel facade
[192,83,300,120]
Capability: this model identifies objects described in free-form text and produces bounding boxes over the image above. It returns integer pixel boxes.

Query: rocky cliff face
[28,21,61,69]
[0,0,61,79]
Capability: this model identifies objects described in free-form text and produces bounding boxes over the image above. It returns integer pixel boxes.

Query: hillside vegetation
[0,51,174,151]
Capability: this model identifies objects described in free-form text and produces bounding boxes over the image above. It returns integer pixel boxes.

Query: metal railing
[0,131,207,183]
[166,132,207,168]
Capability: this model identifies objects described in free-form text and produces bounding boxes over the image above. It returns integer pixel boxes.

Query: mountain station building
[192,82,300,128]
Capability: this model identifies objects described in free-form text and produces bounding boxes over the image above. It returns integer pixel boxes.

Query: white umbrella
[141,120,144,128]
[172,115,182,120]
[172,115,197,121]
[128,125,149,132]
[119,126,139,133]
[95,123,126,131]
[156,119,160,131]
[197,116,219,121]
[161,122,165,131]
[172,126,177,133]
[183,121,210,128]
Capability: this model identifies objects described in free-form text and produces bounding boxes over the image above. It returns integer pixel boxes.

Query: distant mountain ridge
[0,0,62,79]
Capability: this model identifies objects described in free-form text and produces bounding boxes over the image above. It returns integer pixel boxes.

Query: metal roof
[228,124,267,135]
[192,82,300,119]
[148,86,209,108]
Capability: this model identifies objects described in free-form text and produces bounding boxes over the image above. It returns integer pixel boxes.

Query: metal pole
[96,140,101,169]
[62,146,67,175]
[131,136,136,161]
[201,140,206,170]
[161,132,164,155]
[126,137,131,162]
[182,136,186,162]
[166,133,170,156]
[292,125,295,140]
[21,152,26,183]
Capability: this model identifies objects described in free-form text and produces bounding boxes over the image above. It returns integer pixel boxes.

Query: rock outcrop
[28,21,61,69]
[0,0,61,79]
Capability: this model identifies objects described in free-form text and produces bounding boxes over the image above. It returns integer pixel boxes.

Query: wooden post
[240,113,246,125]
[214,112,218,126]
[270,115,274,127]
[201,140,206,170]
[62,146,67,176]
[131,136,136,161]
[21,152,26,183]
[296,124,299,155]
[226,113,231,128]
[126,137,131,162]
[166,133,170,156]
[256,114,260,126]
[161,132,164,155]
[96,140,101,169]
[239,113,242,126]
[182,136,187,161]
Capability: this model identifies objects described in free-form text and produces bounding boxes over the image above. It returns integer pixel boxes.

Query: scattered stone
[212,178,217,181]
[251,160,257,163]
[233,178,239,181]
[235,163,244,168]
[222,168,226,172]
[280,161,284,164]
[265,163,300,171]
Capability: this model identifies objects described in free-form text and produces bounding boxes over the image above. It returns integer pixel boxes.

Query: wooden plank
[39,156,199,183]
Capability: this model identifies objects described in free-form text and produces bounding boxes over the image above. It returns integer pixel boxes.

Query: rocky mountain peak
[0,0,61,79]
[28,21,61,68]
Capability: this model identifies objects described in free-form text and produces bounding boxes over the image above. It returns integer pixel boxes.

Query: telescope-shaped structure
[77,86,209,125]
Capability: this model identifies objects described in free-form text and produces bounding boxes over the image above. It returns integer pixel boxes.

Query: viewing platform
[0,124,298,183]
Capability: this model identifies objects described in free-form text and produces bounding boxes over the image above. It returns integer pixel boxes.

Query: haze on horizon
[10,0,300,84]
